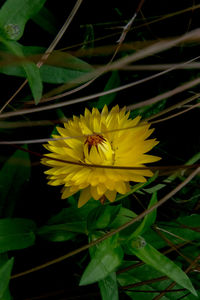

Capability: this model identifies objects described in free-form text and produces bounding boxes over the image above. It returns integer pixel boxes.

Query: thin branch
[117,0,145,44]
[145,93,200,122]
[150,102,200,124]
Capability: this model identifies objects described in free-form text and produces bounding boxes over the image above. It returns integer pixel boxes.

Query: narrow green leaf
[0,40,42,103]
[143,214,200,250]
[130,192,157,239]
[0,255,14,297]
[80,234,124,286]
[0,0,47,40]
[0,218,36,253]
[39,221,86,235]
[31,6,57,35]
[117,261,181,300]
[37,225,76,242]
[0,145,30,217]
[99,272,119,300]
[89,71,120,109]
[126,241,197,296]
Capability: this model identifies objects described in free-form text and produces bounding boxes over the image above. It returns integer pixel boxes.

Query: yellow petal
[90,186,102,200]
[78,187,91,207]
[61,187,76,199]
[105,190,117,202]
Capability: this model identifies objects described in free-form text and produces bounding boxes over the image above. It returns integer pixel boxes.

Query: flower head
[42,105,160,207]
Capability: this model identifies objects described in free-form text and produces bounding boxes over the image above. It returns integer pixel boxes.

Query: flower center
[84,134,113,164]
[85,134,105,152]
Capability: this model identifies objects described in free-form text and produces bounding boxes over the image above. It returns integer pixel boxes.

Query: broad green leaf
[0,0,47,40]
[79,234,124,286]
[0,145,30,217]
[0,255,14,298]
[90,71,120,109]
[87,205,121,231]
[0,287,12,300]
[99,272,119,300]
[0,218,36,253]
[37,225,76,242]
[130,192,157,239]
[0,40,42,103]
[126,240,197,296]
[0,45,93,87]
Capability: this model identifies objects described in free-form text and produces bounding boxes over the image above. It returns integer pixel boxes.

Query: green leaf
[109,207,137,229]
[0,287,12,300]
[126,241,197,296]
[99,272,119,300]
[47,201,99,225]
[38,201,101,240]
[89,71,120,109]
[0,0,47,40]
[31,6,57,35]
[0,145,30,217]
[87,205,121,231]
[0,218,36,253]
[39,221,86,235]
[0,45,93,90]
[117,261,186,300]
[130,192,157,239]
[37,225,76,242]
[0,255,14,298]
[79,234,124,286]
[143,214,200,250]
[0,40,42,103]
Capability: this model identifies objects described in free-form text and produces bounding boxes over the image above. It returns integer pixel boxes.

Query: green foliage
[87,204,121,231]
[89,71,120,109]
[130,192,157,239]
[37,225,77,242]
[0,218,36,253]
[0,39,43,103]
[80,234,123,286]
[37,201,100,241]
[118,262,199,300]
[125,240,197,296]
[31,6,57,35]
[0,255,14,299]
[0,146,30,217]
[0,0,47,40]
[0,45,93,88]
[143,214,200,249]
[98,272,119,300]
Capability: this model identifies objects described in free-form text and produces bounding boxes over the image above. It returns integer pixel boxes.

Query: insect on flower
[42,105,161,207]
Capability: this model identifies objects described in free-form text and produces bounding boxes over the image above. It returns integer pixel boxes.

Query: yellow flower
[42,105,160,207]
